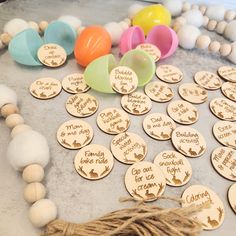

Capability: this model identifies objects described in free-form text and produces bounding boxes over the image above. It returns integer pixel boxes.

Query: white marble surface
[0,0,235,236]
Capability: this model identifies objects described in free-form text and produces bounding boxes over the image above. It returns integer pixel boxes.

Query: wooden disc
[194,71,222,90]
[213,121,236,148]
[221,82,236,102]
[143,113,176,140]
[144,81,174,102]
[154,150,192,186]
[228,183,236,213]
[110,66,138,94]
[218,66,236,83]
[74,144,114,180]
[211,147,236,181]
[37,43,67,67]
[121,92,152,115]
[182,185,225,230]
[29,77,62,100]
[125,161,166,202]
[111,132,147,164]
[210,97,236,121]
[178,83,208,104]
[66,93,98,118]
[96,108,130,134]
[156,65,183,83]
[171,126,206,158]
[57,119,93,150]
[167,100,199,125]
[62,73,90,94]
[136,43,161,62]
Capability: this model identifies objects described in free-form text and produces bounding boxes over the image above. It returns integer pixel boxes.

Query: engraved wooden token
[178,83,208,104]
[66,93,98,118]
[194,71,222,90]
[37,43,67,67]
[143,113,176,140]
[218,66,236,83]
[211,147,236,181]
[96,108,130,134]
[213,121,236,149]
[144,81,174,102]
[228,183,236,213]
[221,82,236,102]
[110,66,138,94]
[136,43,161,62]
[74,144,114,180]
[111,132,147,164]
[156,65,183,83]
[121,92,152,115]
[29,77,62,100]
[167,100,199,125]
[210,97,236,121]
[57,119,93,150]
[171,126,206,158]
[125,161,166,201]
[62,73,90,94]
[154,150,192,186]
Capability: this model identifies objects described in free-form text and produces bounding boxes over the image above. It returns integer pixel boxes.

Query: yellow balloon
[132,4,171,35]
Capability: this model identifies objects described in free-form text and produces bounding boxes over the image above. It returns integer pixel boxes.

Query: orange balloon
[74,26,112,67]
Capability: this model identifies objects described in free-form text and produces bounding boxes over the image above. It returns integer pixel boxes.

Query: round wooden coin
[218,66,236,83]
[167,100,199,125]
[66,93,98,118]
[74,144,114,180]
[194,71,222,90]
[182,185,225,230]
[57,119,93,150]
[210,97,236,121]
[171,126,206,158]
[213,121,236,148]
[211,147,236,181]
[143,113,176,140]
[156,64,183,83]
[221,82,236,102]
[154,150,192,186]
[111,132,147,164]
[62,73,90,94]
[121,92,152,115]
[110,66,138,94]
[136,43,161,62]
[178,83,208,104]
[96,108,130,135]
[228,183,236,213]
[125,161,166,202]
[144,81,174,102]
[37,43,67,67]
[29,77,62,100]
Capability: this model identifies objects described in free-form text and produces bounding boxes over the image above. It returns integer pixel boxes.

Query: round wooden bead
[1,103,19,118]
[128,4,144,19]
[224,20,236,41]
[119,21,129,31]
[228,42,236,64]
[5,113,24,128]
[207,20,217,31]
[28,21,39,32]
[4,18,29,37]
[224,10,235,22]
[23,182,46,203]
[163,0,183,17]
[172,22,182,33]
[39,21,48,33]
[124,18,131,26]
[191,4,199,10]
[202,16,209,27]
[195,35,211,49]
[183,9,203,27]
[0,33,11,45]
[11,124,32,138]
[206,5,226,21]
[199,5,207,15]
[29,199,57,228]
[182,2,191,12]
[216,21,227,34]
[208,41,221,53]
[175,16,186,25]
[58,15,82,30]
[0,85,17,109]
[22,164,44,183]
[220,43,232,57]
[104,22,124,46]
[76,26,85,35]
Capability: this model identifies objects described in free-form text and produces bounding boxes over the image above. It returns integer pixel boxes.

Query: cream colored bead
[172,22,182,33]
[11,124,32,138]
[195,35,211,49]
[124,18,131,26]
[191,4,199,10]
[0,33,11,45]
[228,42,236,64]
[216,21,227,34]
[220,43,232,57]
[208,41,221,53]
[203,16,209,27]
[76,26,85,35]
[23,182,46,203]
[5,113,24,128]
[182,2,191,12]
[207,20,217,31]
[28,21,39,32]
[22,164,44,183]
[39,21,48,33]
[1,103,19,118]
[224,10,235,22]
[175,16,186,25]
[199,5,207,15]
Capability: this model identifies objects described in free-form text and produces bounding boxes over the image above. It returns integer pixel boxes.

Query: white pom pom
[28,21,39,32]
[163,0,183,17]
[128,4,144,19]
[177,25,201,49]
[58,15,82,30]
[183,9,203,27]
[4,18,29,37]
[224,20,236,42]
[7,130,50,171]
[228,42,236,64]
[0,84,17,109]
[29,199,57,228]
[104,22,124,46]
[205,5,226,21]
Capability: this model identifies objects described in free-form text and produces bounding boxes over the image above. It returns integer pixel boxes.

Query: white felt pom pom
[104,22,124,46]
[7,130,50,171]
[58,15,82,30]
[224,20,236,42]
[177,25,201,49]
[163,0,183,17]
[205,5,226,21]
[0,84,17,109]
[183,9,203,27]
[4,18,29,37]
[29,199,57,228]
[228,42,236,64]
[128,4,144,19]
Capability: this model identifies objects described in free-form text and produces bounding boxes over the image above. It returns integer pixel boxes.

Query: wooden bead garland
[22,164,45,183]
[23,182,46,203]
